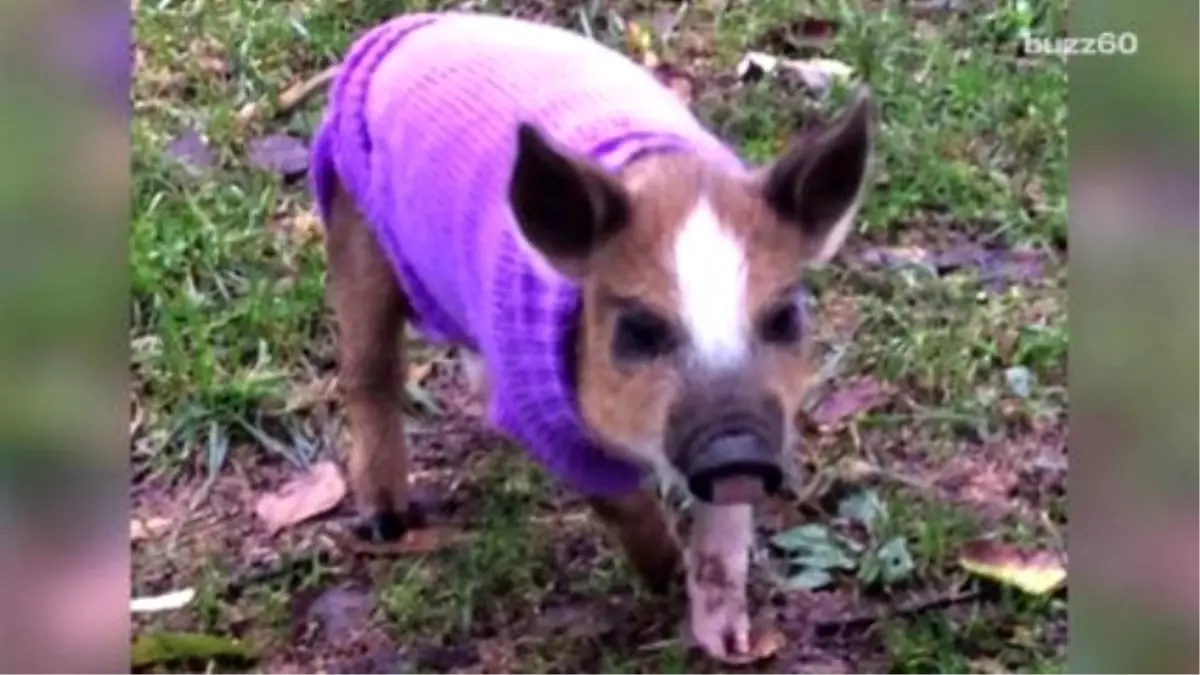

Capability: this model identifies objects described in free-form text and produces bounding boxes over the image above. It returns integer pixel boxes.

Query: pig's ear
[761,85,875,266]
[508,122,632,278]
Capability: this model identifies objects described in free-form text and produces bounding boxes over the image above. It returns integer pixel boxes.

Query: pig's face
[508,88,876,504]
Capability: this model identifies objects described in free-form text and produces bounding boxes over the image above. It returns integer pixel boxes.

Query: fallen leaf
[959,539,1067,595]
[130,588,196,614]
[294,208,324,239]
[131,631,256,669]
[283,375,337,413]
[254,460,347,534]
[784,57,855,95]
[931,242,989,272]
[807,376,890,428]
[246,133,309,177]
[300,584,374,642]
[535,602,615,640]
[860,242,1047,290]
[711,624,788,665]
[164,129,213,174]
[735,51,854,96]
[749,625,788,660]
[979,249,1045,289]
[276,66,339,114]
[276,207,324,246]
[130,516,172,541]
[932,244,1047,289]
[859,245,937,273]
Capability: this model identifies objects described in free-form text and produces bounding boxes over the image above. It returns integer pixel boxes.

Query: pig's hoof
[350,504,426,544]
[643,559,685,597]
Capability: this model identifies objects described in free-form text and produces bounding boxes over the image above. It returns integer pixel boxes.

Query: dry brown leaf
[807,376,891,429]
[959,539,1066,595]
[284,375,337,413]
[289,207,324,244]
[302,584,375,642]
[749,625,788,660]
[714,625,788,665]
[131,516,172,541]
[254,460,347,534]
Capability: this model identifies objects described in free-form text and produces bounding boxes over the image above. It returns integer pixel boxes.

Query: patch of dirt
[131,362,901,673]
[132,306,1065,674]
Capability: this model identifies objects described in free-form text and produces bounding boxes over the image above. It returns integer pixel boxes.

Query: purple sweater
[311,12,745,497]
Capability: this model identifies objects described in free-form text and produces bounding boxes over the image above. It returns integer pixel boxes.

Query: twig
[278,65,339,114]
[814,586,981,635]
[219,549,337,602]
[235,65,340,126]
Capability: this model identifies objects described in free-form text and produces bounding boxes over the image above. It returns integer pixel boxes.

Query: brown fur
[574,153,815,460]
[324,180,414,524]
[586,490,681,593]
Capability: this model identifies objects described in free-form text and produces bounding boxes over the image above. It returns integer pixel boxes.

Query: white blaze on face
[671,197,750,368]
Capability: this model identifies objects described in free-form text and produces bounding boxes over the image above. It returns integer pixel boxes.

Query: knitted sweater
[311,12,746,497]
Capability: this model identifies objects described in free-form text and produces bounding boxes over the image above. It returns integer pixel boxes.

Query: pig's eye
[759,301,803,345]
[613,308,677,361]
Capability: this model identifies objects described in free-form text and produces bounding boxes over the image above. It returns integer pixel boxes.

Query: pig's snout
[666,385,787,505]
[677,430,783,505]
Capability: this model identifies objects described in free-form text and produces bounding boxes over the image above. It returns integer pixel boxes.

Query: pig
[310,11,874,662]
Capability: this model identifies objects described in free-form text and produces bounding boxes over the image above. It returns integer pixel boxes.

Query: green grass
[131,0,1068,672]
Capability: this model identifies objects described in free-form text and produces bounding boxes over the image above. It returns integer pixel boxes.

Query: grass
[131,0,1068,672]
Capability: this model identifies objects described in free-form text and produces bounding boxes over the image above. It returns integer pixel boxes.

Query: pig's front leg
[685,502,754,661]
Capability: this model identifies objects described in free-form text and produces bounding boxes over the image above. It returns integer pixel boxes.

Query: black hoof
[645,567,686,598]
[349,504,427,543]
